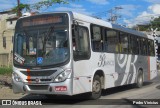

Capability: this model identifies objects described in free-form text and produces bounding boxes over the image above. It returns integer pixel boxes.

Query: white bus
[12,11,157,99]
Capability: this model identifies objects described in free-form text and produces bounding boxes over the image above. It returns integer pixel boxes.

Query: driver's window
[73,25,90,60]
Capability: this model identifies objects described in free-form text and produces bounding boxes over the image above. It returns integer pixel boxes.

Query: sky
[0,0,160,27]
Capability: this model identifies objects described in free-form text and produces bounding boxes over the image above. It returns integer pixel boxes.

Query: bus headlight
[54,69,72,82]
[13,72,22,82]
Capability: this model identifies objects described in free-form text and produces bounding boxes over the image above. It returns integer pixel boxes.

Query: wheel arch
[135,67,144,83]
[136,67,144,81]
[93,70,105,89]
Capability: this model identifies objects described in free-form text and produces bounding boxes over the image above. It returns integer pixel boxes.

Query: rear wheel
[90,75,102,100]
[136,70,143,88]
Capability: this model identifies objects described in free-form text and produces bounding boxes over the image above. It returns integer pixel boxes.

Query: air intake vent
[28,85,48,90]
[21,70,57,76]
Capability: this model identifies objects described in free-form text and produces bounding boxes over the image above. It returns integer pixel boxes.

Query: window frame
[119,31,129,54]
[73,25,91,61]
[90,23,154,57]
[148,39,155,56]
[90,24,103,52]
[105,28,119,53]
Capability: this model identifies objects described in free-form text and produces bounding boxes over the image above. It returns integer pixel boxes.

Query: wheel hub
[93,80,100,93]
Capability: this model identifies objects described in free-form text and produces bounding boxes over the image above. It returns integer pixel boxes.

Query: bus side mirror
[72,24,78,37]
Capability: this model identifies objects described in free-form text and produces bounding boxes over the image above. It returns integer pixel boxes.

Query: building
[0,10,18,67]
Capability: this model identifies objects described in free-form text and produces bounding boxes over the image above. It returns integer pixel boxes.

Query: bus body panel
[12,12,74,95]
[12,66,73,95]
[12,11,157,97]
[150,56,157,80]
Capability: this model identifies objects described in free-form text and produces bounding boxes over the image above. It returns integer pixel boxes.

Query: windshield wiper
[46,26,54,40]
[43,26,55,55]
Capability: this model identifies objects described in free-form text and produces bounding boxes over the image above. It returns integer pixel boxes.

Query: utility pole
[108,6,123,24]
[17,0,20,17]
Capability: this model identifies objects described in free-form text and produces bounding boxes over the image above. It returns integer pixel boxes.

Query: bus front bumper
[12,79,73,96]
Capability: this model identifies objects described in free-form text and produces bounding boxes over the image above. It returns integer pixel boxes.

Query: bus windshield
[13,13,69,67]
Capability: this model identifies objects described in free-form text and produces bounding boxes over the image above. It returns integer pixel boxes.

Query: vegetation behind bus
[0,67,12,75]
[12,0,78,16]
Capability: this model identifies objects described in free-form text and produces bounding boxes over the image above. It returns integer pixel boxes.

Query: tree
[12,0,76,16]
[150,16,160,31]
[138,16,160,31]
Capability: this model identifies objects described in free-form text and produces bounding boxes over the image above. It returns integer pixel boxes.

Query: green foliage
[32,0,69,10]
[12,3,30,12]
[0,67,12,75]
[138,16,160,31]
[12,0,77,16]
[150,16,160,31]
[138,25,150,31]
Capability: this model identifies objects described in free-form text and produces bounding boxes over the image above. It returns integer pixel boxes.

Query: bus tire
[90,75,102,100]
[136,70,143,88]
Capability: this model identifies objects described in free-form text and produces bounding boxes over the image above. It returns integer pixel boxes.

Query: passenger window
[131,36,139,55]
[148,40,155,56]
[128,35,132,54]
[91,25,103,52]
[143,38,147,55]
[106,30,118,53]
[119,32,128,54]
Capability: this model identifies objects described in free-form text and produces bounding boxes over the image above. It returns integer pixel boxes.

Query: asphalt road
[1,72,160,108]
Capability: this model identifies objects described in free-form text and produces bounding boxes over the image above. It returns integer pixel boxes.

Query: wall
[0,12,16,67]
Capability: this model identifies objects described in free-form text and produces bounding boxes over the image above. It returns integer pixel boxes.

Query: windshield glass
[13,13,69,67]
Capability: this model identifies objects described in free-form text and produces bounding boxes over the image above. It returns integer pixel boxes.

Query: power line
[107,6,123,24]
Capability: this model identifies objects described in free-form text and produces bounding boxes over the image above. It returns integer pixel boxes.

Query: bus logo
[98,54,114,67]
[35,78,40,83]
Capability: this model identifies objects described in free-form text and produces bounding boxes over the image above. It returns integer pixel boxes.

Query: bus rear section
[147,39,157,80]
[12,12,74,96]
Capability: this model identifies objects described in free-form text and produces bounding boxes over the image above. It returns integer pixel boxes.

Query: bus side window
[140,38,147,56]
[106,30,118,53]
[119,32,128,54]
[137,38,140,55]
[128,35,132,54]
[73,25,90,60]
[131,36,139,55]
[144,38,148,55]
[91,25,103,52]
[148,40,155,56]
[103,28,107,51]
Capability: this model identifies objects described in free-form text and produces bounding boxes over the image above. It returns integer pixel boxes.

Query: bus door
[72,21,91,94]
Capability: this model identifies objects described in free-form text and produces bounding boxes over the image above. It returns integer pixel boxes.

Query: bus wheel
[90,75,102,99]
[136,70,143,88]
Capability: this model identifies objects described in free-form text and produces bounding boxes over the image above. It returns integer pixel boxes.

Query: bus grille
[21,70,57,76]
[28,85,49,90]
[26,78,52,82]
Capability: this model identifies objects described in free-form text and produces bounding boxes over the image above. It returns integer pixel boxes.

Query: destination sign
[22,16,63,27]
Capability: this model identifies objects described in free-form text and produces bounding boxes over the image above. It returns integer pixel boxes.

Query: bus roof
[72,12,147,38]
